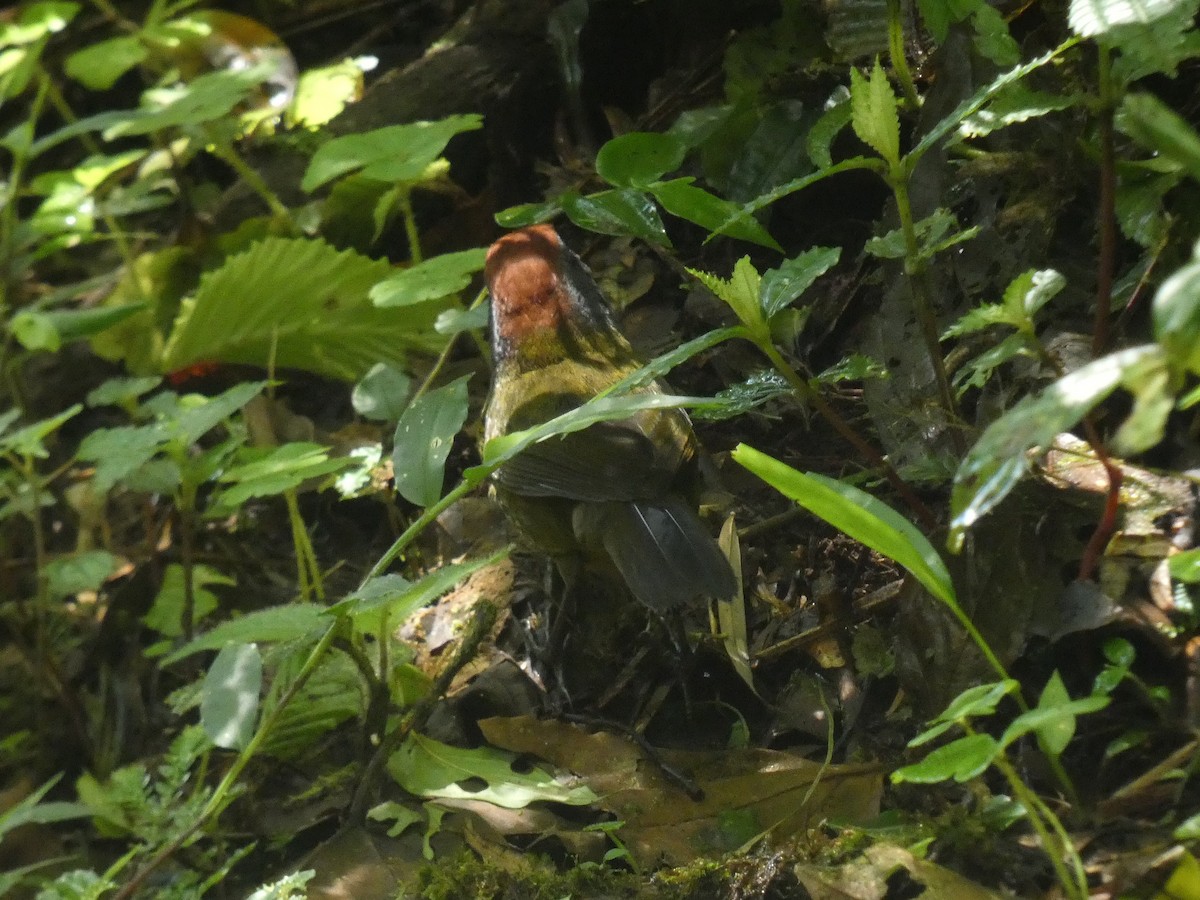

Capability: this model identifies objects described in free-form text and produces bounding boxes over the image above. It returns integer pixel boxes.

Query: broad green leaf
[162,603,326,665]
[1168,547,1200,582]
[850,61,900,167]
[733,444,956,605]
[10,310,59,351]
[201,643,262,750]
[0,404,81,459]
[595,132,687,187]
[392,375,471,506]
[1152,241,1200,374]
[301,115,482,191]
[370,249,487,307]
[949,345,1167,549]
[163,238,444,382]
[64,36,146,90]
[389,732,597,808]
[0,2,78,47]
[352,363,412,422]
[494,200,559,228]
[560,188,670,246]
[105,65,275,137]
[1031,671,1075,756]
[1069,0,1191,36]
[86,376,163,408]
[288,58,364,128]
[171,380,267,446]
[78,424,169,493]
[435,303,488,335]
[650,178,781,249]
[44,550,119,598]
[760,247,840,318]
[1119,93,1200,186]
[892,733,999,783]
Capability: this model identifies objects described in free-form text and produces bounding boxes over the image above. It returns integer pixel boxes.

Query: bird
[482,224,737,612]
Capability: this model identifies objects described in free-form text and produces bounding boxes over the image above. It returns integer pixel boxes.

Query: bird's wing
[494,420,678,501]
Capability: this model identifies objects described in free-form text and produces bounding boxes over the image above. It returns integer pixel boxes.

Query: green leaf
[10,310,60,351]
[163,238,443,382]
[301,115,482,191]
[213,443,353,510]
[0,2,78,47]
[352,363,412,423]
[1119,93,1200,186]
[12,303,147,352]
[892,733,1000,783]
[142,564,230,639]
[560,188,670,246]
[43,550,119,598]
[650,178,781,249]
[733,444,956,605]
[1153,242,1200,375]
[201,643,262,750]
[949,345,1168,549]
[163,604,327,665]
[388,732,597,808]
[688,257,764,335]
[595,132,687,187]
[850,61,900,167]
[1069,0,1192,36]
[0,404,81,459]
[105,65,276,137]
[392,375,471,506]
[331,548,508,631]
[957,84,1074,141]
[909,680,1019,749]
[476,393,715,476]
[999,684,1109,754]
[807,90,852,170]
[288,58,364,128]
[370,249,487,307]
[64,36,146,90]
[494,200,559,228]
[86,376,162,408]
[1168,547,1200,583]
[760,247,840,319]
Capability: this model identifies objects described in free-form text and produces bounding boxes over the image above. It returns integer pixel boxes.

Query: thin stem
[204,133,293,227]
[754,337,938,530]
[1093,46,1117,355]
[886,0,921,109]
[892,175,961,443]
[361,476,478,585]
[398,189,422,265]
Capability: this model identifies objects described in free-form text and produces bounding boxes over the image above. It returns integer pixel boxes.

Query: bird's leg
[663,610,699,724]
[541,554,581,711]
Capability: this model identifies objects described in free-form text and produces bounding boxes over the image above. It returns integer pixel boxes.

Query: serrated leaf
[301,115,482,191]
[213,442,353,509]
[957,84,1074,140]
[595,132,687,187]
[163,238,445,382]
[733,444,956,605]
[1068,0,1192,36]
[1119,92,1200,186]
[370,249,487,307]
[201,643,262,750]
[650,178,781,249]
[392,375,470,506]
[688,257,764,334]
[850,61,900,166]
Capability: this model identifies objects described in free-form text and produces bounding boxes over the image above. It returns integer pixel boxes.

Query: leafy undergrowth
[3,0,1200,898]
